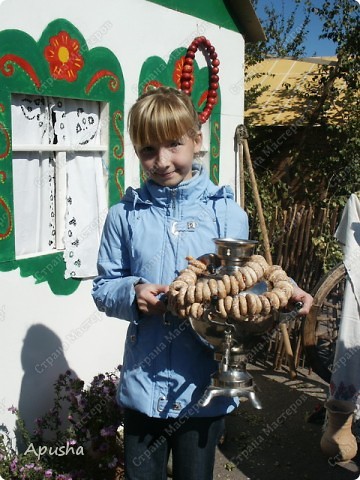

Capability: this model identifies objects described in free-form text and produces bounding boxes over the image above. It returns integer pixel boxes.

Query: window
[11,94,108,278]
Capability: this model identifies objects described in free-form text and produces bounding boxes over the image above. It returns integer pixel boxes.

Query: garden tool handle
[280,323,297,380]
[279,302,303,380]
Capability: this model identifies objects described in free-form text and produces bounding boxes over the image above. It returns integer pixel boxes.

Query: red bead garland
[180,36,220,124]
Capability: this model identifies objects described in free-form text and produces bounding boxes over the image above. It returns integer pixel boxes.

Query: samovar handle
[196,253,221,274]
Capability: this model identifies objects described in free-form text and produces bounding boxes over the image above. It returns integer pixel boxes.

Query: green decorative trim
[18,253,80,295]
[147,0,240,33]
[138,46,221,184]
[209,113,221,185]
[0,19,125,294]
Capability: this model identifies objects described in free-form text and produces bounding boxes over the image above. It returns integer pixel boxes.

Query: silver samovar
[187,238,300,410]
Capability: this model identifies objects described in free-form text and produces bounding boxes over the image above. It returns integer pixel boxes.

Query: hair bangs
[143,106,194,146]
[128,88,199,148]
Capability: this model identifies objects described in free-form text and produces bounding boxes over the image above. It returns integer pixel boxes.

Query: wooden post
[239,141,245,209]
[235,125,272,265]
[235,124,297,379]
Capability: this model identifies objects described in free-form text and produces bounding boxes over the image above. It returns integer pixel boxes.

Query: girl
[92,87,312,480]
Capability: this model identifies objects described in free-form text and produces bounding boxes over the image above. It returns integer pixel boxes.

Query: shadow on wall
[17,324,78,451]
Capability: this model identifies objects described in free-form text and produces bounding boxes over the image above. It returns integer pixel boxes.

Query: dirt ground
[212,362,360,480]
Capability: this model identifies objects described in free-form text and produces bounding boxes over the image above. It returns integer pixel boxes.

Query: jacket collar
[122,163,234,208]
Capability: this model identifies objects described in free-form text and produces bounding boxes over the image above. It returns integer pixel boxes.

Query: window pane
[11,94,108,277]
[12,94,53,145]
[64,153,107,278]
[12,153,55,256]
[11,95,55,256]
[52,98,101,147]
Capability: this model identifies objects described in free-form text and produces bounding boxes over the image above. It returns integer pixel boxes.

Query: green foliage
[311,232,343,273]
[262,0,312,58]
[247,0,312,62]
[245,0,313,115]
[245,169,288,244]
[245,0,359,273]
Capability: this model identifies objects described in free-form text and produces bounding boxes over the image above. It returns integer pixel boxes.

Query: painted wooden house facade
[0,0,264,432]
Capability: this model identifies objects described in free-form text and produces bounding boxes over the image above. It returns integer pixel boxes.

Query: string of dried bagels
[167,254,294,322]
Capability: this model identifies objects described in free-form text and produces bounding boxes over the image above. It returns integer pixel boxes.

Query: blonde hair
[128,87,200,148]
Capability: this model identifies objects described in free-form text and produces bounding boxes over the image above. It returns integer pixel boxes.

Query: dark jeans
[124,408,225,480]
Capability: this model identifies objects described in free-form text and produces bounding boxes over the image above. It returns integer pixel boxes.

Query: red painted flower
[44,31,84,82]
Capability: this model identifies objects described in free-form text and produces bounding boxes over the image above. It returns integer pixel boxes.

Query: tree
[245,0,312,110]
[300,1,360,201]
[245,0,360,206]
[243,0,359,275]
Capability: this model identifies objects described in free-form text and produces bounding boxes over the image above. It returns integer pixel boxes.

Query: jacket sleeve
[91,206,148,322]
[210,185,249,239]
[221,190,250,239]
[227,202,249,239]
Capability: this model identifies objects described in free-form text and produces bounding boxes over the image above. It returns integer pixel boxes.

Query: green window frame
[0,19,124,294]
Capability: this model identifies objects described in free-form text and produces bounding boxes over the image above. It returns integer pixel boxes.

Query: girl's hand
[135,283,169,315]
[290,285,313,315]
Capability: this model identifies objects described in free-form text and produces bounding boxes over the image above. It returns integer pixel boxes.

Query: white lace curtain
[11,95,107,279]
[12,96,55,256]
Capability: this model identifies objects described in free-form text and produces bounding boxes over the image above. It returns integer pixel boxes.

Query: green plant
[243,0,359,281]
[0,368,124,480]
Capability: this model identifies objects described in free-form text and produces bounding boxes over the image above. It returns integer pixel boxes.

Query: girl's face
[136,132,202,187]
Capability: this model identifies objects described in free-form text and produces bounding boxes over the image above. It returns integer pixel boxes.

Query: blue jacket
[92,164,249,418]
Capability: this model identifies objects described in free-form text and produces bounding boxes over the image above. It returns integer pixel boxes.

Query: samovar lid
[213,238,258,260]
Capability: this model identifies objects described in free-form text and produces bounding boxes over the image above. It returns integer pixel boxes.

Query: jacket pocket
[126,321,138,345]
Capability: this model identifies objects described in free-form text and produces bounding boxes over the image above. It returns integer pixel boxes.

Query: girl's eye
[169,141,181,148]
[139,146,155,155]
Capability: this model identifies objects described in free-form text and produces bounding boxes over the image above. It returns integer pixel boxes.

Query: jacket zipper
[171,189,177,215]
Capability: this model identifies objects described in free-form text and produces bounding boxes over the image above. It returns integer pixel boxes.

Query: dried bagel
[168,254,294,322]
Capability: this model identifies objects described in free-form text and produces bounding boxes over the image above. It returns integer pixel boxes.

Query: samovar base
[200,369,262,409]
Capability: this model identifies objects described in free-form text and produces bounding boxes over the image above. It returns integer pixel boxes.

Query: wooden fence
[250,203,343,294]
[247,203,344,373]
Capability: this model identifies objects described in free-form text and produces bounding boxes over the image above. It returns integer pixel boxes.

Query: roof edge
[225,0,266,43]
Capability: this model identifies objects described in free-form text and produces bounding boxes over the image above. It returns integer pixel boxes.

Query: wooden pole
[235,124,297,379]
[235,125,272,265]
[280,323,297,380]
[239,142,245,209]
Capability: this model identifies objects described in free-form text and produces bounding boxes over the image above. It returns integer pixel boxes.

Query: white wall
[0,0,245,188]
[0,0,245,434]
[0,270,127,435]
